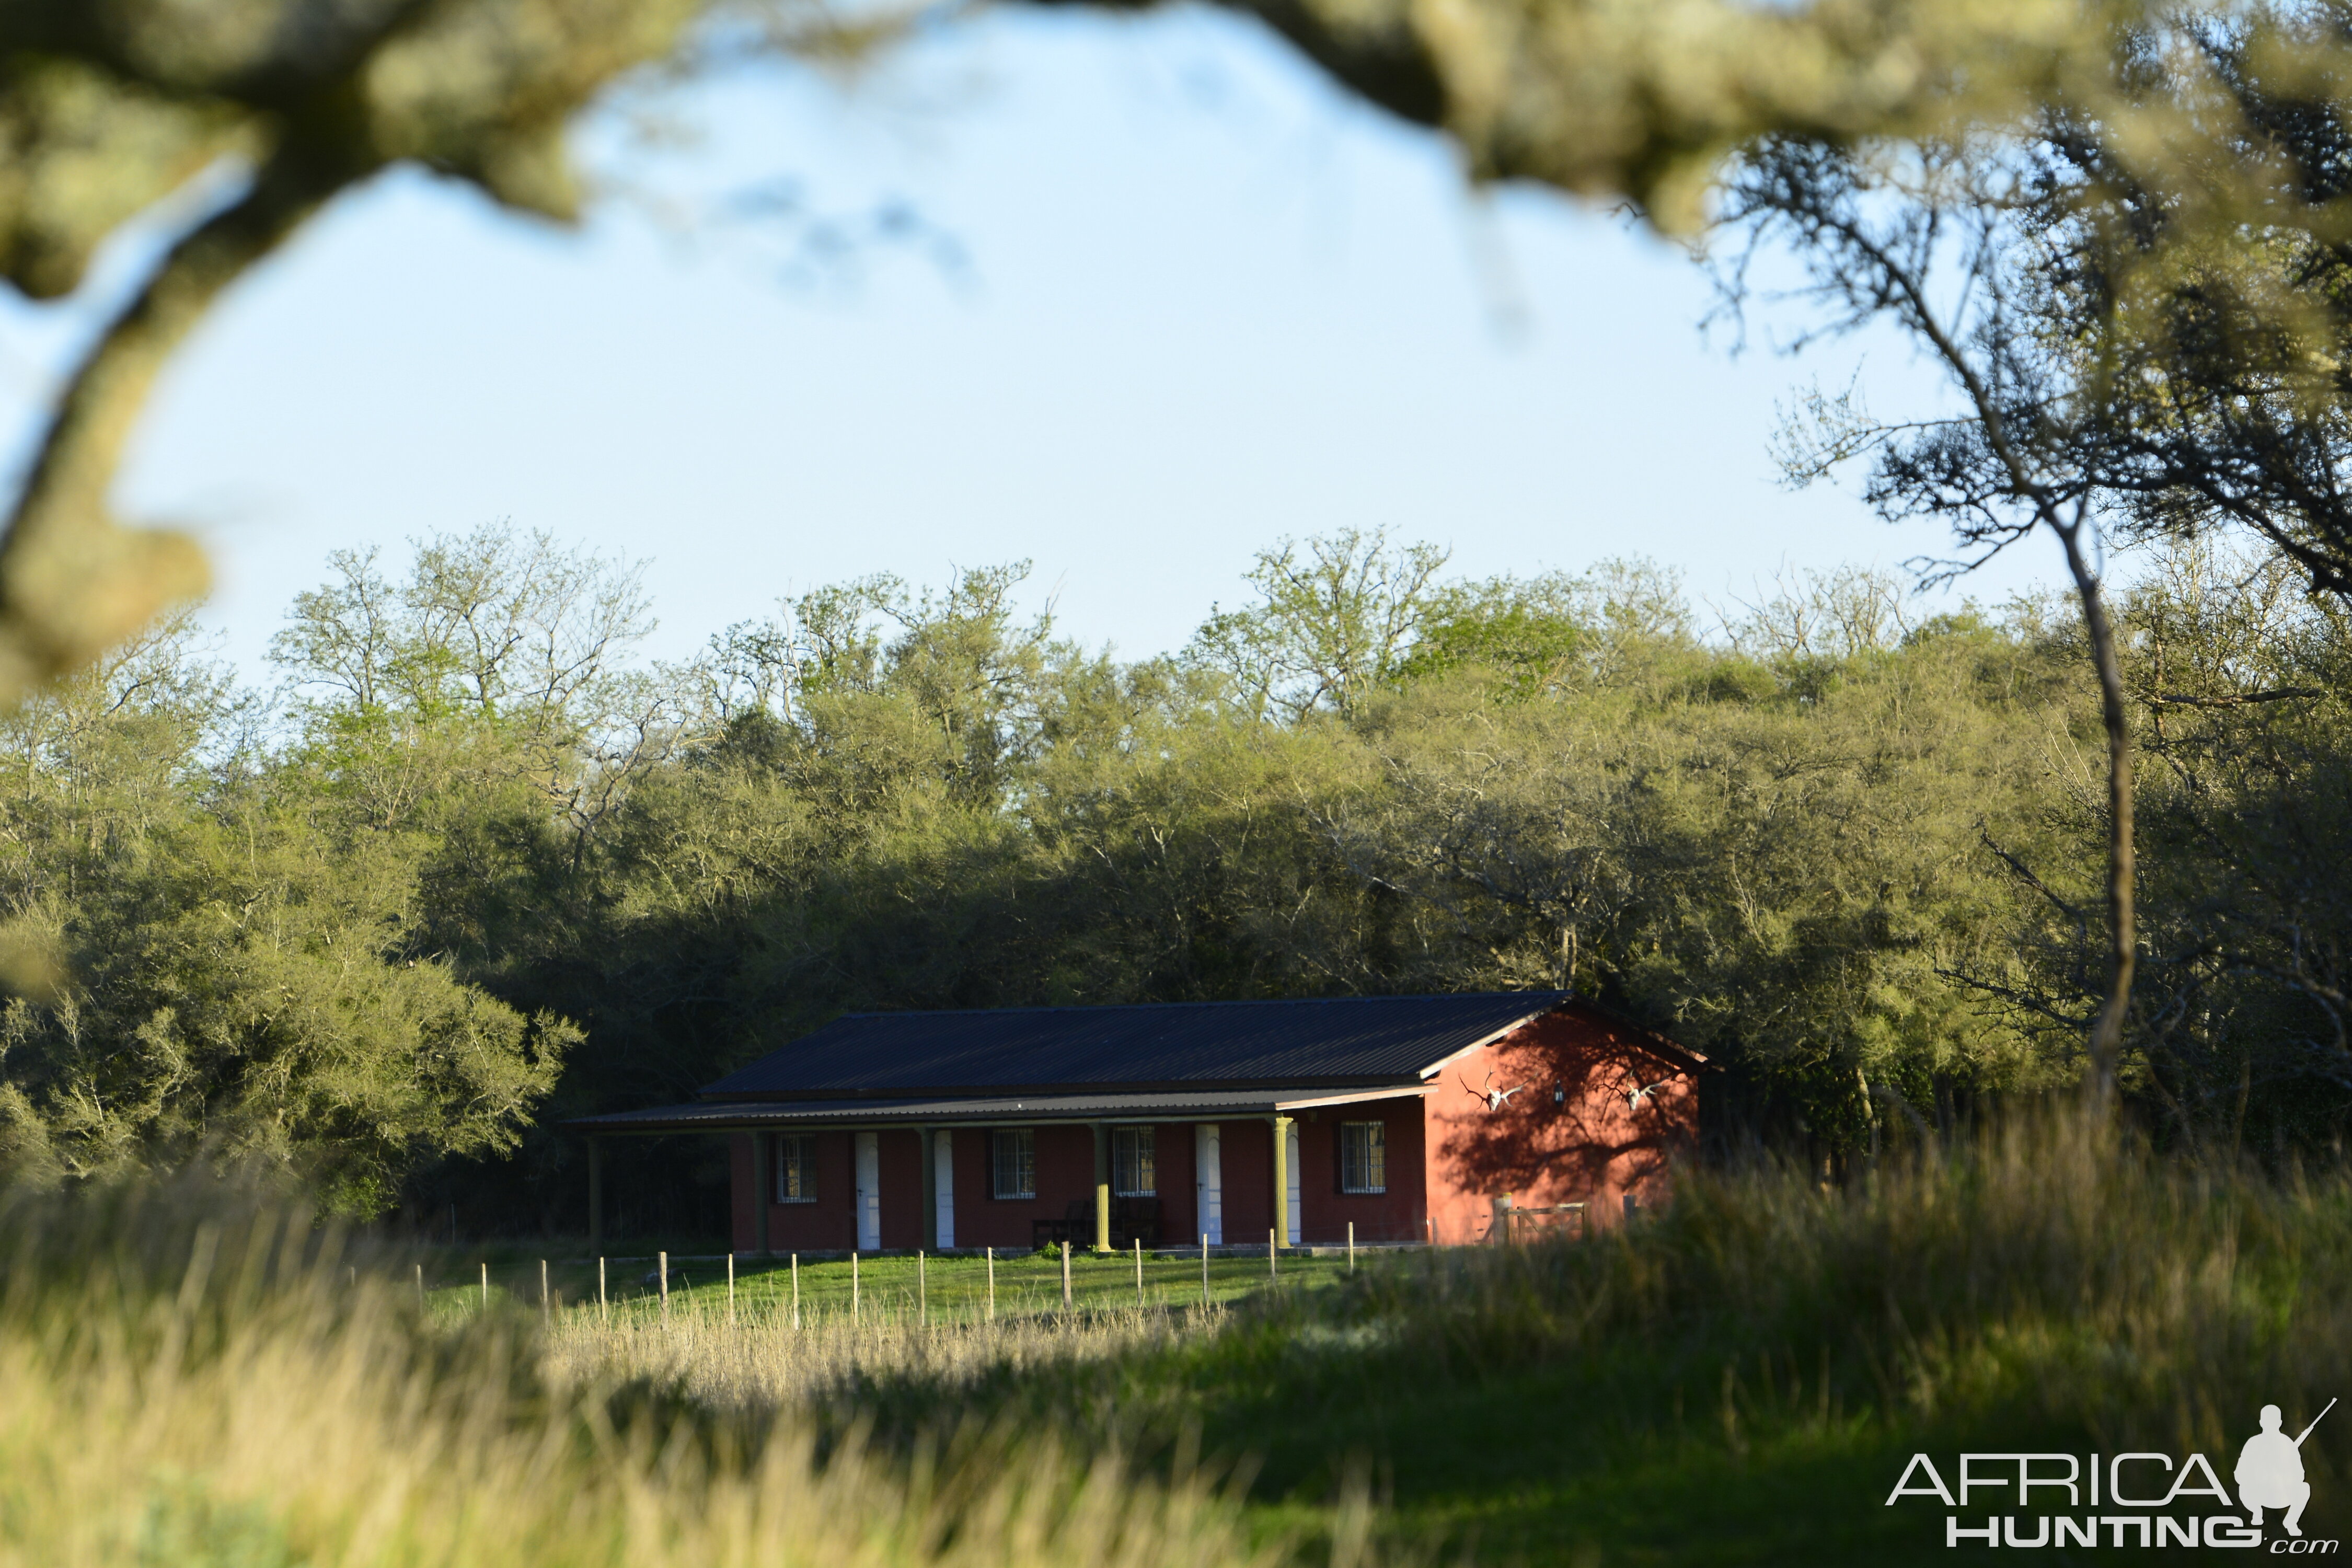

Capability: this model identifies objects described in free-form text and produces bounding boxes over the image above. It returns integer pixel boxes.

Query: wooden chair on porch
[1111,1195,1161,1249]
[1033,1197,1091,1251]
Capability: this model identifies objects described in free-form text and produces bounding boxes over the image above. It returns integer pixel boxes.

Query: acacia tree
[1723,9,2352,1110]
[1187,531,1451,723]
[1721,140,2145,1108]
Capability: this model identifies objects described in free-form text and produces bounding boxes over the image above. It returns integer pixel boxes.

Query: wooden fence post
[791,1253,800,1329]
[540,1259,549,1325]
[1060,1240,1071,1310]
[479,1262,488,1314]
[1201,1233,1209,1308]
[986,1246,995,1322]
[1269,1229,1277,1281]
[598,1256,607,1325]
[918,1249,926,1327]
[659,1251,669,1325]
[851,1251,859,1322]
[727,1252,735,1327]
[1348,1221,1355,1273]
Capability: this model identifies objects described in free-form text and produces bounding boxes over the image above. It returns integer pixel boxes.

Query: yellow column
[1093,1123,1113,1253]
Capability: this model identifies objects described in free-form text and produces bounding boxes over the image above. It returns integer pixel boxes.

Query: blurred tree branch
[0,0,704,708]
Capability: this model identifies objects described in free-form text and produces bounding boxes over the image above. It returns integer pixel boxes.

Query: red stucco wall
[941,1123,1091,1250]
[1220,1119,1273,1247]
[730,1129,862,1253]
[1154,1122,1196,1243]
[1424,1004,1698,1243]
[876,1128,923,1250]
[1295,1097,1426,1244]
[950,1127,988,1244]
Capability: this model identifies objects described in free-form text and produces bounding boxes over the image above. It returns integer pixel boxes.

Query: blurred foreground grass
[7,1119,2350,1565]
[0,1190,1287,1568]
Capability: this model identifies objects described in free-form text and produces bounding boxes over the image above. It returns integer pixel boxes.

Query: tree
[2030,10,2352,595]
[1712,6,2352,1109]
[0,608,574,1212]
[2116,542,2352,1151]
[271,524,689,843]
[1186,530,1450,722]
[1724,139,2145,1109]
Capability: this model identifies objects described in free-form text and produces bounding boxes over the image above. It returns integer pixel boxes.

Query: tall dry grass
[545,1297,1217,1413]
[1327,1113,2352,1461]
[0,1180,1295,1568]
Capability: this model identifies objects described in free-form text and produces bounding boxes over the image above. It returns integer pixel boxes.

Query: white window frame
[1340,1121,1386,1195]
[774,1133,818,1204]
[993,1128,1036,1200]
[1112,1126,1157,1196]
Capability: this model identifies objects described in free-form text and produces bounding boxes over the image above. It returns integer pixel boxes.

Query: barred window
[1340,1122,1386,1195]
[774,1134,817,1203]
[993,1129,1035,1200]
[1112,1126,1156,1196]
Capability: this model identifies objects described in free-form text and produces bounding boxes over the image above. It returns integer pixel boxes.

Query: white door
[855,1132,881,1251]
[1285,1120,1302,1246]
[933,1129,955,1249]
[1195,1124,1222,1245]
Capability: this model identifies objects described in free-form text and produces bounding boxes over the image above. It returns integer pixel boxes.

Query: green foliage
[14,523,2352,1221]
[1184,529,1450,721]
[0,565,585,1215]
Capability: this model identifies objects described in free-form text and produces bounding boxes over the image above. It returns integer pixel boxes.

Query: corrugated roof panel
[700,991,1571,1097]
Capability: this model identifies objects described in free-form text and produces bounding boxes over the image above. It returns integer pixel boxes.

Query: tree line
[0,522,2343,1230]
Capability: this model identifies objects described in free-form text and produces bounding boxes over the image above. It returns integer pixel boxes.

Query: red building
[572,992,1704,1253]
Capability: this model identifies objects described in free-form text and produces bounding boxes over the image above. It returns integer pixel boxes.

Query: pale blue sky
[0,6,2054,678]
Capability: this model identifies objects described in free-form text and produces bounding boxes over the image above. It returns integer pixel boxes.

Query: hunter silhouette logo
[2241,1399,2333,1539]
[1885,1399,2339,1550]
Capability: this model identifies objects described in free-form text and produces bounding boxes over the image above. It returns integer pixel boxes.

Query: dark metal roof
[699,991,1573,1099]
[571,1085,1428,1134]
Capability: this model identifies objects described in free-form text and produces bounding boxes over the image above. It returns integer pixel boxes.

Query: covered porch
[571,1087,1429,1256]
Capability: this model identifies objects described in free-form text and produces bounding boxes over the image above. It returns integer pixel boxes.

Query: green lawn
[418,1245,1365,1324]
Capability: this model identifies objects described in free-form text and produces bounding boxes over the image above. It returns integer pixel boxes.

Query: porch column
[1092,1122,1112,1253]
[752,1132,771,1256]
[587,1137,603,1255]
[920,1124,938,1250]
[1270,1115,1292,1251]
